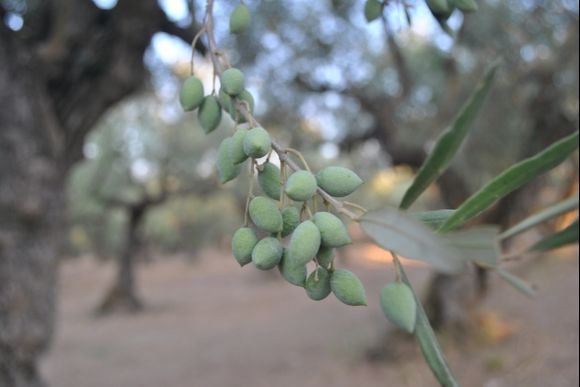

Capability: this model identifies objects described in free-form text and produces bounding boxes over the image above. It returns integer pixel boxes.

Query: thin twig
[203,0,357,220]
[285,147,312,172]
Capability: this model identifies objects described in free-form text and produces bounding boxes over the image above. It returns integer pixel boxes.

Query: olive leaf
[360,208,465,274]
[528,220,579,252]
[499,195,579,240]
[361,208,501,272]
[393,258,460,387]
[400,60,500,210]
[413,209,456,229]
[496,268,536,298]
[439,130,580,233]
[442,225,501,268]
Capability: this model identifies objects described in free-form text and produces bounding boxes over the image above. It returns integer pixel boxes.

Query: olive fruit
[179,76,204,111]
[330,269,367,306]
[248,196,283,233]
[379,282,417,333]
[231,227,258,266]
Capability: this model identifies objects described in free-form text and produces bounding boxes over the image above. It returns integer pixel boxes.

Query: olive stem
[284,147,312,172]
[243,161,255,227]
[190,25,207,75]
[343,201,368,214]
[203,0,357,221]
[392,252,402,282]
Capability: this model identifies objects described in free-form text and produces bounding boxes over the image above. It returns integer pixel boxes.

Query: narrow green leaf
[496,268,536,298]
[499,195,579,240]
[400,60,500,210]
[360,208,465,274]
[439,131,580,233]
[443,226,501,268]
[413,210,456,229]
[528,220,579,252]
[394,257,460,387]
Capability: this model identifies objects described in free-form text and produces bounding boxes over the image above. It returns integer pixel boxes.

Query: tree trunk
[0,0,201,383]
[97,205,145,315]
[0,35,63,387]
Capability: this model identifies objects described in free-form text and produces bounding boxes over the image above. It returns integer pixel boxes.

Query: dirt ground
[42,246,579,387]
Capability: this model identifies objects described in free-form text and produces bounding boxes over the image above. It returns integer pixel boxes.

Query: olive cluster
[179,67,253,137]
[180,59,367,306]
[179,2,424,329]
[231,164,367,306]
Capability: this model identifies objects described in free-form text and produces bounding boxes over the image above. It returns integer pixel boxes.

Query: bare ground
[43,246,579,387]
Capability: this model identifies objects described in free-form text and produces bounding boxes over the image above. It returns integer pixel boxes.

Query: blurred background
[0,1,578,386]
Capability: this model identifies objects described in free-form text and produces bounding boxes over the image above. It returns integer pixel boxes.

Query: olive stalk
[203,0,357,220]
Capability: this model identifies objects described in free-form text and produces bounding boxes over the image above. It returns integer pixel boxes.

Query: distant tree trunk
[97,205,146,315]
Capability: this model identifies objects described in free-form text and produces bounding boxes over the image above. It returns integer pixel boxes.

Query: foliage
[174,2,579,386]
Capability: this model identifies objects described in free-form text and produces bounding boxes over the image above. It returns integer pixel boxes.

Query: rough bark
[0,1,202,385]
[0,30,61,387]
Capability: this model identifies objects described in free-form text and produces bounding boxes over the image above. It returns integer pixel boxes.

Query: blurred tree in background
[0,1,203,385]
[67,95,242,314]
[219,0,579,335]
[0,0,577,386]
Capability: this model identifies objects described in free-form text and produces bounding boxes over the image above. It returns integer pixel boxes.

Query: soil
[42,246,579,387]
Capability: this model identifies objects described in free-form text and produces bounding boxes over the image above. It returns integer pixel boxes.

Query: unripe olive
[316,246,335,269]
[231,89,255,124]
[221,68,245,96]
[231,227,258,266]
[219,88,234,115]
[281,206,300,237]
[380,282,417,333]
[316,166,363,197]
[330,269,367,306]
[252,237,283,270]
[278,249,307,287]
[198,95,222,134]
[179,76,204,111]
[453,0,478,12]
[287,220,321,265]
[230,128,249,164]
[364,0,382,22]
[285,170,318,202]
[249,196,283,233]
[312,212,351,248]
[426,0,451,14]
[229,4,251,34]
[220,88,254,123]
[305,267,331,301]
[238,89,255,116]
[243,127,271,158]
[217,137,241,183]
[258,162,281,200]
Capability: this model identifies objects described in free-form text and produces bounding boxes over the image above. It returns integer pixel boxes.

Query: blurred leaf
[413,210,456,229]
[362,209,500,272]
[439,131,580,233]
[499,195,579,240]
[393,257,460,387]
[360,208,464,273]
[528,220,579,252]
[444,226,501,267]
[496,268,536,298]
[400,60,500,210]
